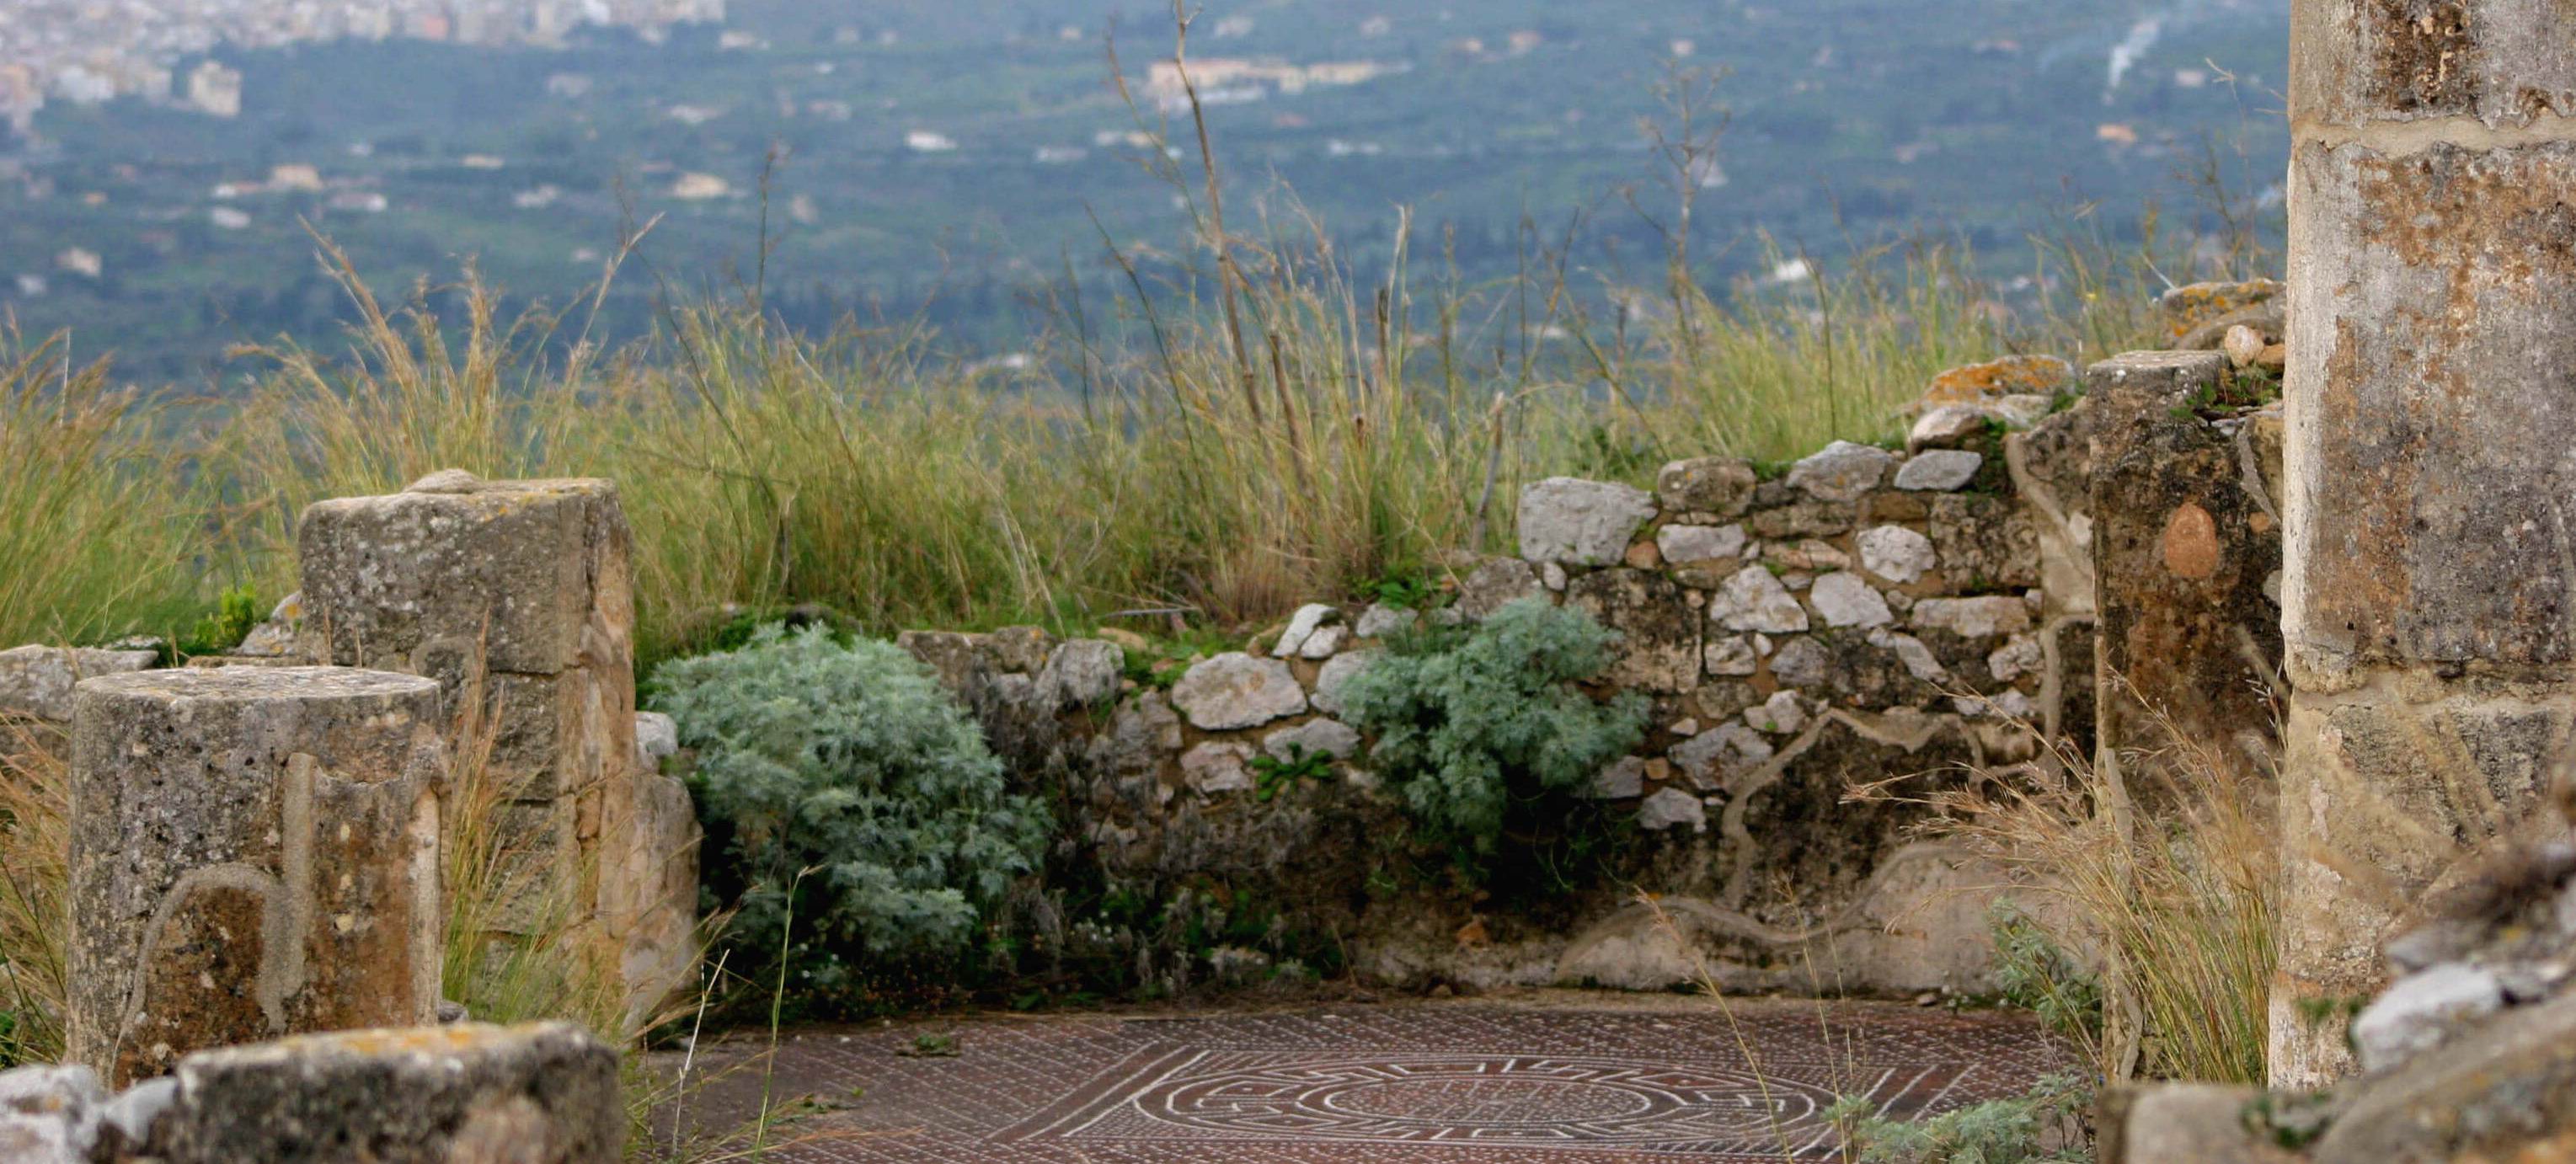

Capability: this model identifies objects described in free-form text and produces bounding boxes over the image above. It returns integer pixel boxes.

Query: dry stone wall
[895,355,2172,997]
[868,316,2298,1002]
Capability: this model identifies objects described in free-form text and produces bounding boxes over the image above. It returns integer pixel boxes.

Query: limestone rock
[1703,634,1759,677]
[2314,989,2576,1164]
[1272,604,1339,658]
[1784,441,1896,502]
[1655,457,1758,515]
[1298,624,1349,660]
[1857,526,1937,585]
[298,476,633,679]
[1517,477,1659,567]
[2158,278,2281,346]
[1455,558,1547,622]
[0,1065,104,1164]
[1987,634,2043,684]
[634,711,679,765]
[1309,650,1376,718]
[1909,405,1988,453]
[1911,595,2034,638]
[1894,450,1984,491]
[1180,742,1257,795]
[1170,653,1307,730]
[1042,639,1125,709]
[1744,499,1858,540]
[1264,718,1361,762]
[1670,723,1774,791]
[144,1023,622,1164]
[2223,323,2268,369]
[1655,523,1746,565]
[0,645,158,723]
[1094,691,1182,778]
[1809,572,1894,629]
[1708,567,1808,633]
[1637,788,1708,832]
[2351,964,2504,1074]
[1568,569,1700,693]
[2107,1085,2300,1164]
[1745,690,1807,735]
[1868,629,1951,684]
[1354,604,1415,638]
[1768,637,1833,689]
[1590,756,1646,799]
[67,666,448,1087]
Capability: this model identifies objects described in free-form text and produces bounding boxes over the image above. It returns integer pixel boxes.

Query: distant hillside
[0,0,2285,385]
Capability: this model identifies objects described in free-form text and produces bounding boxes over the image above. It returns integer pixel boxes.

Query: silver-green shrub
[649,624,1049,1003]
[1340,598,1646,850]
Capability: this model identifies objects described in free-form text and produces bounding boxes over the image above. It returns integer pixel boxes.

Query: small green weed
[180,584,260,656]
[1249,744,1333,802]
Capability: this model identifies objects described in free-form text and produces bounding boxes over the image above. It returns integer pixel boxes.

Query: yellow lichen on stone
[1916,355,2073,410]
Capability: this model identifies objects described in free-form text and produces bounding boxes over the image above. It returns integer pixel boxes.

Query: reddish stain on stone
[2162,503,2221,580]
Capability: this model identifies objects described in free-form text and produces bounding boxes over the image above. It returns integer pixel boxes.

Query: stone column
[2278,0,2576,1087]
[67,667,446,1087]
[297,471,697,1028]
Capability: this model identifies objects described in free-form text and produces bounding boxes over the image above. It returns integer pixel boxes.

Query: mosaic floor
[661,992,2070,1162]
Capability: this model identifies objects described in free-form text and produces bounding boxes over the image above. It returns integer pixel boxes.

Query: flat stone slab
[662,992,2070,1161]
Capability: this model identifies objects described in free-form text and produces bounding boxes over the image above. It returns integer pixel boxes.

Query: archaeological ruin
[5,2,2576,1160]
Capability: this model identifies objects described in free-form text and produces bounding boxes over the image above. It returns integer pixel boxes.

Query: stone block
[1567,569,1699,693]
[1783,441,1895,502]
[1171,654,1306,731]
[2315,990,2576,1163]
[1893,449,1982,491]
[297,473,633,680]
[1655,457,1757,515]
[1264,718,1361,763]
[604,772,702,1030]
[142,1023,621,1163]
[0,1065,104,1164]
[67,667,446,1087]
[1454,558,1547,622]
[2286,139,2576,685]
[1708,567,1808,633]
[2101,1084,2298,1164]
[2352,963,2504,1074]
[1518,478,1658,567]
[2290,0,2576,129]
[0,646,158,723]
[2082,350,2280,794]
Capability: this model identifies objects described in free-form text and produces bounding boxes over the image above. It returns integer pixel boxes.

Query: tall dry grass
[0,723,70,1067]
[1868,690,2279,1086]
[0,335,211,647]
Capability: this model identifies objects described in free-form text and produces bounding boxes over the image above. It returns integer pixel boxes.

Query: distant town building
[187,61,243,118]
[55,248,102,278]
[904,131,959,153]
[670,173,730,200]
[269,164,325,191]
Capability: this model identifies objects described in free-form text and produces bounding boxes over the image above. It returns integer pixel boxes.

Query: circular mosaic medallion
[1141,1054,1842,1145]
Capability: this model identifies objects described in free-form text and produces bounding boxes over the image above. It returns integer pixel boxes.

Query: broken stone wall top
[297,473,634,679]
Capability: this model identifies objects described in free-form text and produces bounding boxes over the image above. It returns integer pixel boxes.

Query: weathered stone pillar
[67,667,446,1087]
[297,471,697,1028]
[2278,0,2576,1086]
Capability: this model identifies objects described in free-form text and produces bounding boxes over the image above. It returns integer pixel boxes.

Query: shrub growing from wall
[649,624,1050,1013]
[1340,599,1646,854]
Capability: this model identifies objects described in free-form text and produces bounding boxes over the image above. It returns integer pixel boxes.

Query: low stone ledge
[137,1023,621,1163]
